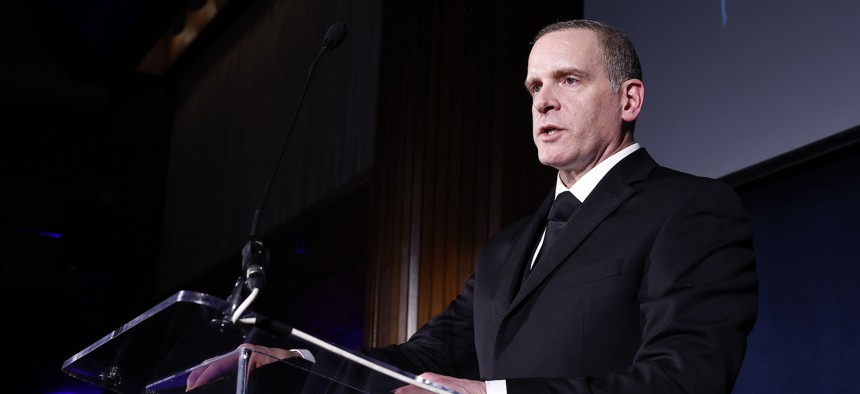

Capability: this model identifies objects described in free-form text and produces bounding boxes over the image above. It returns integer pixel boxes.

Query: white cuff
[486,379,507,394]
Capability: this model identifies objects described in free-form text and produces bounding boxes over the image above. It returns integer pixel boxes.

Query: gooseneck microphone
[225,21,349,323]
[248,21,348,241]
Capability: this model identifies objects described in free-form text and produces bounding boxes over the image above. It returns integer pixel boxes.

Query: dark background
[3,1,198,393]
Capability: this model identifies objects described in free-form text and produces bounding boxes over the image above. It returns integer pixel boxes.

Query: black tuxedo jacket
[362,149,758,393]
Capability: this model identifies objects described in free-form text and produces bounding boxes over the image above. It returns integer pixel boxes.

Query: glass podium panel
[62,290,459,394]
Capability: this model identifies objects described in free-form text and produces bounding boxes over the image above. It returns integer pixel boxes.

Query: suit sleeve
[507,180,758,394]
[358,276,481,380]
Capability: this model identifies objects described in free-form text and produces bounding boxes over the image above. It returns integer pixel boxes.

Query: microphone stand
[221,22,349,328]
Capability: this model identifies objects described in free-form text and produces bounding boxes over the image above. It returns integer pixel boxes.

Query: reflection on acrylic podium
[62,290,459,394]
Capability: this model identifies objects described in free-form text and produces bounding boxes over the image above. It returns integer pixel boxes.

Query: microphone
[322,22,348,51]
[249,20,349,236]
[226,22,349,323]
[305,21,349,76]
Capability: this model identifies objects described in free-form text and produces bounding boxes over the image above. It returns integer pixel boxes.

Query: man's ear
[620,79,644,122]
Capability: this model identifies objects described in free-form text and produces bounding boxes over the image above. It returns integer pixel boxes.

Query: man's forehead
[528,29,601,73]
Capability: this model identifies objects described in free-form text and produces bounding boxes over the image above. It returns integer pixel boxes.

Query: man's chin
[537,155,567,169]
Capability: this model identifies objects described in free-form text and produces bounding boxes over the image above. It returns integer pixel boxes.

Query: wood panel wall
[366,1,580,347]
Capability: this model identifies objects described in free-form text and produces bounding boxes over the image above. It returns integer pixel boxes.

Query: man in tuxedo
[361,19,758,394]
[187,19,757,394]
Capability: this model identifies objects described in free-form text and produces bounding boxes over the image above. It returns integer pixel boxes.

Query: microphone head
[322,22,348,51]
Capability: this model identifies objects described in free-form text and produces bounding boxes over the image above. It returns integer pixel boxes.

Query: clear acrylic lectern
[61,290,458,394]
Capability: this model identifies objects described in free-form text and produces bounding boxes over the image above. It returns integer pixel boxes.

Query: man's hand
[185,344,301,391]
[392,372,486,394]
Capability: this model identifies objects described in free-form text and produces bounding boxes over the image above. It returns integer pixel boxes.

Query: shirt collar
[555,143,641,202]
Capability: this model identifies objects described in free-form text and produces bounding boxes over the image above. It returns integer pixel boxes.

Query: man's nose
[533,87,558,114]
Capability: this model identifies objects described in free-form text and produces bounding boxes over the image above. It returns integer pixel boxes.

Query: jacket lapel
[483,189,553,369]
[495,191,555,308]
[506,149,656,313]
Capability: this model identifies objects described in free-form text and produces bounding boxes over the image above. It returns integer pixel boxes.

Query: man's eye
[533,85,542,93]
[564,77,578,85]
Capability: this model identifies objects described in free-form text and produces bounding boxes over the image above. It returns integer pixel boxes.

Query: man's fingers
[185,352,241,391]
[184,345,298,391]
[185,365,206,391]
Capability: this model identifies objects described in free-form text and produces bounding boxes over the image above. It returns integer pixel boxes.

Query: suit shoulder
[649,165,735,192]
[639,166,745,214]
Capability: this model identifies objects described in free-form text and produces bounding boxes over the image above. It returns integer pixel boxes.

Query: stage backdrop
[586,0,860,179]
[726,127,860,393]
